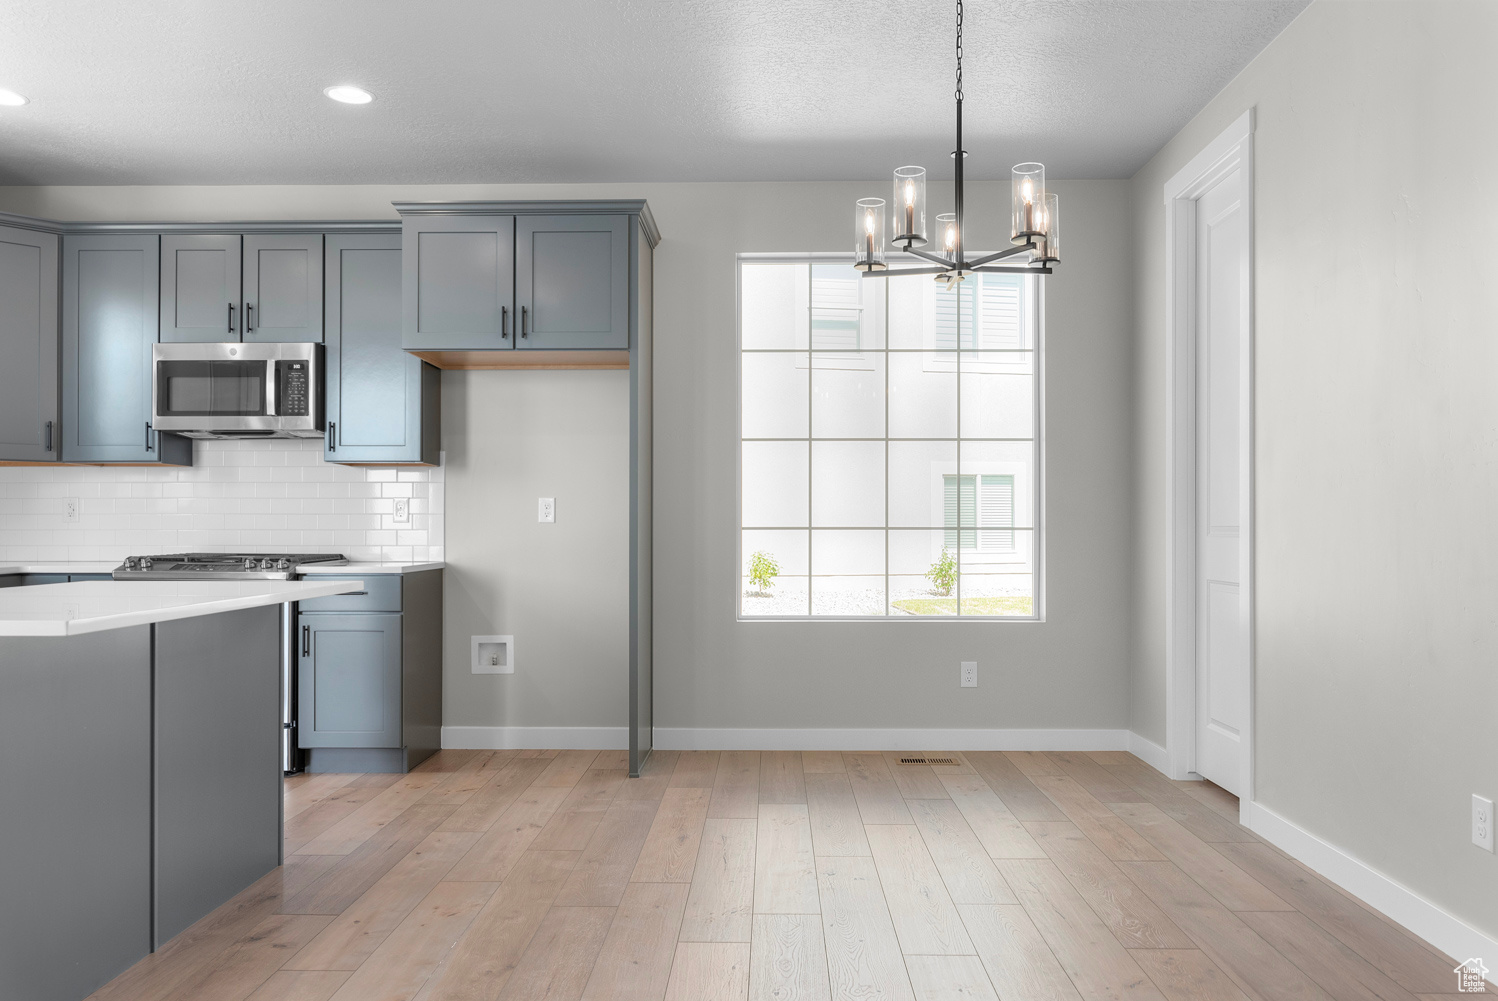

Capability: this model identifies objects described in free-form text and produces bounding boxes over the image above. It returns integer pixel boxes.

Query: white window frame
[735,252,1046,622]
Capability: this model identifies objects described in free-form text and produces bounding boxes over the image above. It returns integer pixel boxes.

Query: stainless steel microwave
[152,342,324,439]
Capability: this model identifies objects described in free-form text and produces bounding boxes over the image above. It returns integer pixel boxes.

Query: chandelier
[855,0,1059,288]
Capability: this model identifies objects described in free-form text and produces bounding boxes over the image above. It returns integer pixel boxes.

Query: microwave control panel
[278,360,310,416]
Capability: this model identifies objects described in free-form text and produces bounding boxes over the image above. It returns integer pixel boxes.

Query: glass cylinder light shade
[892,166,928,248]
[1037,192,1060,262]
[854,198,887,271]
[1011,162,1046,243]
[936,212,958,255]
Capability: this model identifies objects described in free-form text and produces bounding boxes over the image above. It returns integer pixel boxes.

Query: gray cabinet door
[0,225,59,462]
[161,234,241,341]
[299,612,403,748]
[403,215,515,350]
[243,234,323,342]
[326,235,438,463]
[63,235,166,463]
[516,214,629,350]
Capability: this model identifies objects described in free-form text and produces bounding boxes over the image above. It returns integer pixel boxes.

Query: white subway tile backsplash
[0,439,443,563]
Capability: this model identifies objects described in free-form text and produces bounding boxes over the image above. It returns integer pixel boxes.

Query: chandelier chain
[954,0,964,102]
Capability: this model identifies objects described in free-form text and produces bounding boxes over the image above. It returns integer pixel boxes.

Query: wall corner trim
[1126,731,1171,774]
[1244,800,1498,968]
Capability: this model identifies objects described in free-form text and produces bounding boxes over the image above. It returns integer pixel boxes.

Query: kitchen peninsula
[0,577,364,1001]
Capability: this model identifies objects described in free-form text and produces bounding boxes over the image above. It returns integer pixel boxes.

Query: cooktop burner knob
[140,558,152,570]
[276,558,291,570]
[123,557,137,570]
[260,558,274,570]
[243,558,256,570]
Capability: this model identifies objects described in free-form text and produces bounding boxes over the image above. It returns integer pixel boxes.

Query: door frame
[1163,109,1256,811]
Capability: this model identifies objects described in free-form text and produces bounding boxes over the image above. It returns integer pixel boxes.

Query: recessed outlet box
[393,498,410,524]
[961,661,978,687]
[1474,794,1494,852]
[472,635,514,675]
[538,497,555,523]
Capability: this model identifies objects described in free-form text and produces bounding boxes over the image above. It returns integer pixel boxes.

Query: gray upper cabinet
[160,234,241,342]
[402,215,515,351]
[0,225,60,462]
[516,214,629,350]
[299,612,403,748]
[243,234,323,342]
[325,234,439,464]
[63,234,190,465]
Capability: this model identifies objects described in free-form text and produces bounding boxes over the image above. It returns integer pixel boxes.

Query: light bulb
[944,224,956,250]
[905,181,915,207]
[865,210,875,234]
[1022,177,1034,204]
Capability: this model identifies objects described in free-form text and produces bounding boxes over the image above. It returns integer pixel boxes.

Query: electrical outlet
[961,661,978,687]
[538,497,555,523]
[1474,794,1494,852]
[63,498,79,523]
[393,498,410,524]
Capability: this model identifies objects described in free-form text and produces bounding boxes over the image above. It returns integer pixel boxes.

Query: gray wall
[1128,0,1498,941]
[0,178,1137,735]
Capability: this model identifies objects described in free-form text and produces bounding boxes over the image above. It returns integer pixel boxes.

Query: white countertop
[0,579,367,638]
[0,561,444,576]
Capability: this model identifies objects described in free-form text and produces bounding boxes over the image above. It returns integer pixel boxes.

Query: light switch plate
[961,661,978,687]
[1475,794,1494,852]
[538,497,555,523]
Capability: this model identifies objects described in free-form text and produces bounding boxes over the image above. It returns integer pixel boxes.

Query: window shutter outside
[979,474,1015,550]
[944,474,978,550]
[978,276,1022,349]
[812,267,863,350]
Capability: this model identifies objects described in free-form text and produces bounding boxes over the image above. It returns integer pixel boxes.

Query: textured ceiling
[0,0,1307,185]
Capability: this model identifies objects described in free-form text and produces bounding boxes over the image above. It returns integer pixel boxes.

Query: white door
[1194,169,1247,795]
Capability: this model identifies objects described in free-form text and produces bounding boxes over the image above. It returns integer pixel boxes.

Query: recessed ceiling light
[324,85,373,105]
[0,89,28,107]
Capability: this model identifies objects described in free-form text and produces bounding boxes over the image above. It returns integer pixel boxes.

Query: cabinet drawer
[297,575,401,612]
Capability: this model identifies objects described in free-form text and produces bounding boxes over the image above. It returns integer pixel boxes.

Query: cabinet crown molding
[391,200,660,248]
[0,210,397,235]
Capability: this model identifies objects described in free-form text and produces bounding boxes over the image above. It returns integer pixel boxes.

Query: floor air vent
[898,757,956,765]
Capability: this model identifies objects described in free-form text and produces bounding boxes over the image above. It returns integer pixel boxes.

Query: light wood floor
[88,749,1481,1001]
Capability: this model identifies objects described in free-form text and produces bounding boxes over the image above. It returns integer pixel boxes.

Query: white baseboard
[652,728,1132,751]
[442,725,627,750]
[1126,731,1173,775]
[1243,800,1497,967]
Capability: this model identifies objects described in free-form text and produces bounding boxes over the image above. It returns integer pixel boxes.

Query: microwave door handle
[266,362,278,417]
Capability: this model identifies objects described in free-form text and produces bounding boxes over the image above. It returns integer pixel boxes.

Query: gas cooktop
[111,553,347,581]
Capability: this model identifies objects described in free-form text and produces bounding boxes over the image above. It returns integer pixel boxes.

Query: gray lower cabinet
[162,233,323,343]
[402,215,515,351]
[517,214,629,350]
[297,570,442,772]
[0,223,60,462]
[325,234,440,464]
[62,234,192,465]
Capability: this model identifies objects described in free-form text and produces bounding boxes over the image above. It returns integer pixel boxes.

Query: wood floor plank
[436,757,551,833]
[418,751,500,807]
[1110,802,1292,911]
[1003,751,1065,778]
[593,749,630,770]
[530,768,629,851]
[617,748,681,802]
[414,851,580,1001]
[1096,761,1258,843]
[1118,860,1337,1001]
[536,749,603,786]
[664,942,752,1001]
[1047,750,1148,803]
[1182,780,1242,822]
[865,825,974,955]
[244,971,351,1001]
[908,798,1016,905]
[939,773,1046,859]
[1129,949,1252,1001]
[904,954,1000,1001]
[1214,842,1457,995]
[633,786,713,883]
[801,751,845,774]
[710,750,763,819]
[161,913,334,1001]
[1239,910,1421,1001]
[296,770,450,856]
[754,804,819,914]
[883,752,950,799]
[965,751,1067,822]
[329,880,497,1001]
[444,784,570,882]
[681,818,758,941]
[760,751,808,805]
[283,778,402,855]
[283,830,480,971]
[555,798,662,906]
[493,905,615,1001]
[816,856,916,1001]
[958,903,1082,1001]
[750,914,832,1001]
[671,750,722,788]
[283,804,456,914]
[581,882,691,1001]
[805,773,872,857]
[925,752,976,775]
[1025,821,1193,949]
[284,773,359,821]
[1031,775,1166,862]
[845,752,915,825]
[998,858,1167,1001]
